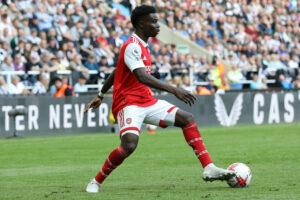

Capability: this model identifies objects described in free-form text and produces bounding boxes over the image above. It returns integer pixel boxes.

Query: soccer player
[84,5,235,193]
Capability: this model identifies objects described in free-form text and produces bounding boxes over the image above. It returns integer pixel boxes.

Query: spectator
[0,76,10,95]
[74,75,88,93]
[84,55,99,83]
[56,17,73,41]
[79,30,93,58]
[121,28,131,42]
[172,75,182,88]
[208,56,222,87]
[16,0,31,11]
[29,15,40,33]
[265,54,285,78]
[13,53,26,77]
[0,55,14,71]
[39,40,50,55]
[46,57,66,74]
[46,0,58,16]
[0,13,16,38]
[250,74,267,90]
[99,56,114,72]
[94,17,109,37]
[69,54,89,81]
[227,65,244,90]
[192,56,210,81]
[31,74,48,94]
[94,41,114,64]
[25,54,42,72]
[181,75,194,93]
[71,5,84,22]
[0,28,13,42]
[96,32,109,46]
[104,11,114,24]
[47,38,59,55]
[218,76,230,91]
[106,30,116,46]
[114,31,124,47]
[7,3,22,21]
[35,6,53,32]
[40,52,53,69]
[205,78,217,93]
[197,85,212,95]
[7,75,29,94]
[56,51,69,69]
[27,29,41,44]
[294,76,300,88]
[84,55,99,71]
[70,20,84,43]
[53,76,74,97]
[156,55,171,81]
[279,74,293,89]
[194,32,206,47]
[113,8,126,21]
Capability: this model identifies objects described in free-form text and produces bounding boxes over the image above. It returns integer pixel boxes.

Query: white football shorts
[117,100,178,137]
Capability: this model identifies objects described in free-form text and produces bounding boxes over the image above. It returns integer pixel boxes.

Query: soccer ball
[227,163,252,188]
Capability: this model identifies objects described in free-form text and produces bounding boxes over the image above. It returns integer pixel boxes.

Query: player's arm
[125,43,195,106]
[133,68,196,106]
[84,69,115,114]
[100,69,115,94]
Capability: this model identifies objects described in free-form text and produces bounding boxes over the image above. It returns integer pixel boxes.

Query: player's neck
[134,31,148,44]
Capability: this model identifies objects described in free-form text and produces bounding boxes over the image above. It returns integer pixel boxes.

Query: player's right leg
[86,106,143,193]
[86,133,138,193]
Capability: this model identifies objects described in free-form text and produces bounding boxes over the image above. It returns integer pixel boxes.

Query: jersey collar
[132,33,148,47]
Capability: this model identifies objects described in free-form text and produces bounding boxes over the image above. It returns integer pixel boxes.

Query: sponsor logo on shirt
[132,46,141,61]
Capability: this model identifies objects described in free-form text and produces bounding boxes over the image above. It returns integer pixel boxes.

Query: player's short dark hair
[131,5,156,28]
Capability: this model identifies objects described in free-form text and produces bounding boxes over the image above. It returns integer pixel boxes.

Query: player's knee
[121,132,139,154]
[123,141,137,154]
[185,113,194,124]
[175,110,195,128]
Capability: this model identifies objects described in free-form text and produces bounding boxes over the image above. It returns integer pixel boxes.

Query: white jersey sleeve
[124,42,145,72]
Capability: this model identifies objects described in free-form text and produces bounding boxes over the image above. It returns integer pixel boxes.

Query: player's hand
[174,88,196,106]
[84,96,103,114]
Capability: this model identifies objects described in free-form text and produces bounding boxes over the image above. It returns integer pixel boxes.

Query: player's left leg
[144,100,235,182]
[174,109,236,182]
[143,100,213,169]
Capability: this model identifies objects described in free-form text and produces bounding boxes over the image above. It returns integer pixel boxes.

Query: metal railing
[0,70,276,92]
[0,70,106,90]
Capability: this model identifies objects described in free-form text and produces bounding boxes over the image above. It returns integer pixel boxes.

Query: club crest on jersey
[126,118,132,125]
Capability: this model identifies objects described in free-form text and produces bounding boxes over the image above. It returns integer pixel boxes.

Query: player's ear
[137,20,144,29]
[138,16,147,29]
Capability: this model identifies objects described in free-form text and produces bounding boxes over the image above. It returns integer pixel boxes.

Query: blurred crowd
[0,0,299,96]
[154,0,300,92]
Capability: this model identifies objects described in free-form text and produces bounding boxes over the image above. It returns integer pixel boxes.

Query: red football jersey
[112,34,158,119]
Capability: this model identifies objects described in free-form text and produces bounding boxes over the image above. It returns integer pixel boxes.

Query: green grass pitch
[0,123,300,200]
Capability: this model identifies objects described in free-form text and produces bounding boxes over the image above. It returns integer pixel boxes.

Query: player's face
[143,13,160,37]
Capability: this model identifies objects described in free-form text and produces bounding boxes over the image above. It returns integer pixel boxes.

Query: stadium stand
[0,0,299,96]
